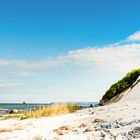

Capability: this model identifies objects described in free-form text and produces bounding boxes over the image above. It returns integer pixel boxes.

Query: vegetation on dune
[101,68,140,103]
[22,103,81,119]
[0,114,24,120]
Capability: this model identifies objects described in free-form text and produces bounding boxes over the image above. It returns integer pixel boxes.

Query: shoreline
[1,79,140,140]
[0,102,140,140]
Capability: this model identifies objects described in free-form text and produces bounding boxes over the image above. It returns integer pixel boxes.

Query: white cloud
[67,43,140,74]
[1,31,140,102]
[0,31,140,78]
[127,31,140,41]
[0,83,20,89]
[0,58,68,69]
[0,58,70,78]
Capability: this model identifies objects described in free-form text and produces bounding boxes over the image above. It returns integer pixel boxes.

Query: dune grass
[0,127,22,133]
[0,128,13,133]
[23,103,81,119]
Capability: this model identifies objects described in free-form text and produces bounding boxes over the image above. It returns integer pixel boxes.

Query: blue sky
[0,0,140,103]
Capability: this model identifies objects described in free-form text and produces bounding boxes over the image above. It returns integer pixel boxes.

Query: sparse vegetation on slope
[23,103,81,119]
[101,68,140,105]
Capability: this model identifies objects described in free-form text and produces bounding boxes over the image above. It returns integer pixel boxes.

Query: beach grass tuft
[24,103,81,119]
[0,128,13,133]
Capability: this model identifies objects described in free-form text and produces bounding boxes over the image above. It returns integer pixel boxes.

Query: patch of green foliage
[102,68,140,102]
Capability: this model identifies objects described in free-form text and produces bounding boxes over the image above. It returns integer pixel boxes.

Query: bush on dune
[102,68,140,103]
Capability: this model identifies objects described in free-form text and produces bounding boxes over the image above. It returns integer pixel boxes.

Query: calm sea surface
[0,102,98,112]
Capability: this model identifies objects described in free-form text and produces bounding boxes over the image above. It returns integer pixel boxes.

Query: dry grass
[0,127,22,133]
[0,114,24,120]
[24,103,81,119]
[0,128,13,133]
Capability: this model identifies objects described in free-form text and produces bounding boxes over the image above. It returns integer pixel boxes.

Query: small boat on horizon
[22,101,26,105]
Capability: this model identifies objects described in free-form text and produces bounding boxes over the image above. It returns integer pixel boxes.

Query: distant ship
[22,101,26,105]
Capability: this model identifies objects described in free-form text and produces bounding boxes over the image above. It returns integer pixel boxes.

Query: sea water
[0,102,98,115]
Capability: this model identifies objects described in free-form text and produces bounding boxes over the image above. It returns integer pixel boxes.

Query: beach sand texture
[0,79,140,139]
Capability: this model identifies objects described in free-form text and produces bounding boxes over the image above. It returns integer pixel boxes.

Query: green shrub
[102,68,140,102]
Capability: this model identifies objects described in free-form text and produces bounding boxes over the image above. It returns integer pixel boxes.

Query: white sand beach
[0,78,140,140]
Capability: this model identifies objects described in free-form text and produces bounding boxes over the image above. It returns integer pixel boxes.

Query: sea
[0,102,98,115]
